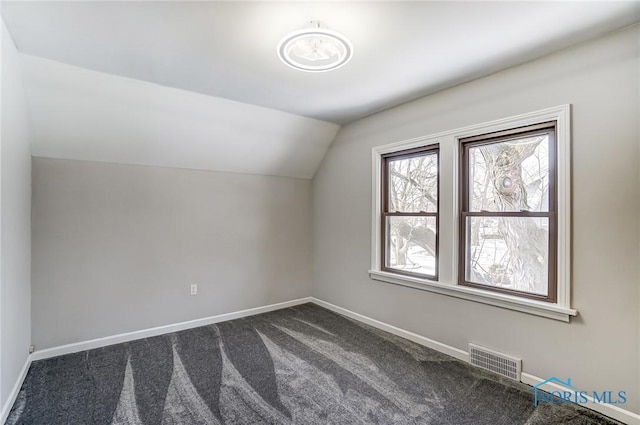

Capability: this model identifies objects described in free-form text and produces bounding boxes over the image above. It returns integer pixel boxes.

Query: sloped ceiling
[19,55,339,178]
[2,1,639,178]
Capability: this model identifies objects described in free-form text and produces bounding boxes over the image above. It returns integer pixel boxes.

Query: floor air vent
[468,344,521,381]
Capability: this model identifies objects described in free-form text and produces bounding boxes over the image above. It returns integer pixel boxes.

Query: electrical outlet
[190,284,198,295]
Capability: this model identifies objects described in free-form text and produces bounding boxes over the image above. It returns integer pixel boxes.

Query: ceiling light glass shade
[277,21,353,72]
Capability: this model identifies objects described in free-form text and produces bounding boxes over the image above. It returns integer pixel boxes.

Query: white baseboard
[31,297,312,361]
[310,297,639,425]
[17,296,640,425]
[309,297,469,362]
[521,372,640,425]
[1,355,32,425]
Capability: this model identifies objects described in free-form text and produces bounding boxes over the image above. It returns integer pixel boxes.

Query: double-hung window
[459,122,557,302]
[370,105,575,321]
[381,146,439,279]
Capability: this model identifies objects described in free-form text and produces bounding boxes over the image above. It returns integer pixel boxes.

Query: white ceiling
[1,1,638,179]
[18,54,339,179]
[3,1,639,124]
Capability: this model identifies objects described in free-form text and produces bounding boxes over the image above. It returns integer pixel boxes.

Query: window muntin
[459,123,557,302]
[382,146,439,279]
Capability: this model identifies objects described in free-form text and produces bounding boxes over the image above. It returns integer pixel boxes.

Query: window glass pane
[466,216,549,296]
[386,216,436,276]
[469,135,549,212]
[388,153,438,212]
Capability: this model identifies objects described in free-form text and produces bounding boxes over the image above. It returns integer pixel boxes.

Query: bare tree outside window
[460,123,557,302]
[382,146,439,279]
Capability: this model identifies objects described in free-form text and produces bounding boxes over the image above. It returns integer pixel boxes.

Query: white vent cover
[469,344,522,381]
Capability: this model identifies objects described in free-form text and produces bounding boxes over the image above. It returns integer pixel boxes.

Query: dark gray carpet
[6,304,619,424]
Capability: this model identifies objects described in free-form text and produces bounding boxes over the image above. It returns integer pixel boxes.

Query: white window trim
[370,105,577,322]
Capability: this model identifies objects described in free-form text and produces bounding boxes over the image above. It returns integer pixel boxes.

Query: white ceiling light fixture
[277,21,353,73]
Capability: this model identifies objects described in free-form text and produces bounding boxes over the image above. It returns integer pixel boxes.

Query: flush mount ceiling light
[277,21,353,73]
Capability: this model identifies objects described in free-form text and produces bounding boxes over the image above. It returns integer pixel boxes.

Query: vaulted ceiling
[2,1,638,178]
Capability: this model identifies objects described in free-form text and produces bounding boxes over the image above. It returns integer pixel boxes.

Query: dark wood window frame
[381,145,439,280]
[459,122,557,303]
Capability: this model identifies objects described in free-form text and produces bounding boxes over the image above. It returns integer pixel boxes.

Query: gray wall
[1,21,32,410]
[312,25,640,414]
[32,158,312,349]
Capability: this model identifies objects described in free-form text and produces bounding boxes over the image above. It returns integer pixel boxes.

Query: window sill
[368,270,578,322]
